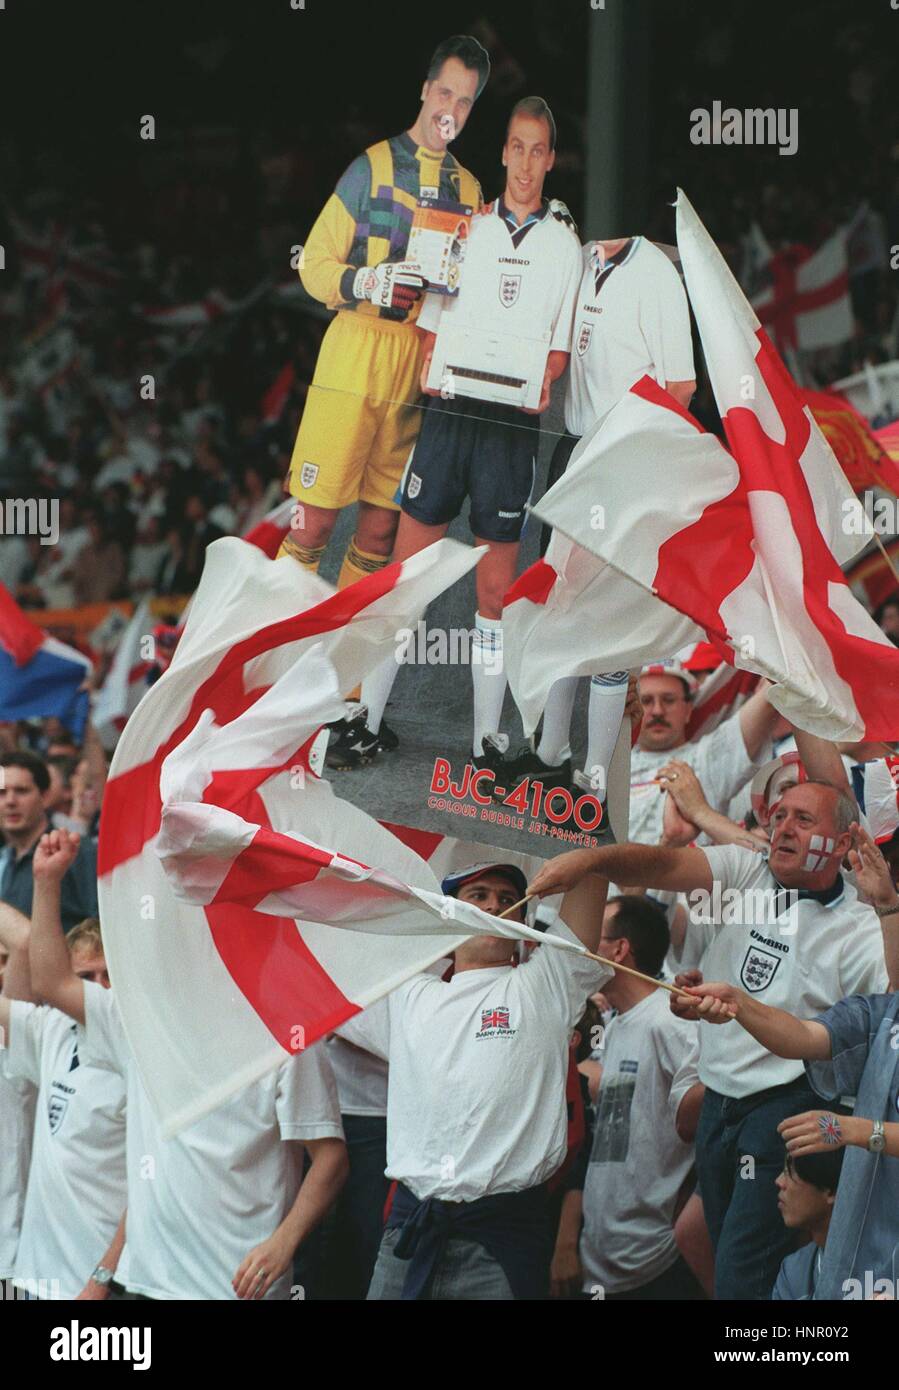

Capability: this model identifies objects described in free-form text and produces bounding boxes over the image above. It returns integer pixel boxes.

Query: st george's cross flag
[155,646,580,947]
[751,228,853,353]
[675,187,899,739]
[502,493,702,737]
[93,502,301,749]
[510,192,899,742]
[98,537,590,1135]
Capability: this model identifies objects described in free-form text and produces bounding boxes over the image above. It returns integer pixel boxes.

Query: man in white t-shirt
[528,778,889,1300]
[28,829,349,1302]
[345,97,582,772]
[552,894,705,1300]
[339,860,610,1299]
[0,912,127,1301]
[491,236,697,805]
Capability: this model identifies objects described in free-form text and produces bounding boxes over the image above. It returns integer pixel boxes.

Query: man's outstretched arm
[678,981,832,1061]
[530,842,713,900]
[737,679,782,762]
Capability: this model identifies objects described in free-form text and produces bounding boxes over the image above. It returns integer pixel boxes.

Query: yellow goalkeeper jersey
[300,132,481,323]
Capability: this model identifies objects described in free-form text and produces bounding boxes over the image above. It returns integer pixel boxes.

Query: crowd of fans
[2,665,899,1301]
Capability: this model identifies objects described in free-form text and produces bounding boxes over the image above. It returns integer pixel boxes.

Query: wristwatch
[90,1264,115,1286]
[867,1120,886,1154]
[874,901,899,919]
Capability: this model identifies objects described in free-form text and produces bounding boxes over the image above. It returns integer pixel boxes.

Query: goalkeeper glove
[352,260,427,312]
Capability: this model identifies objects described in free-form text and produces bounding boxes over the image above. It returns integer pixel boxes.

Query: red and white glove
[352,260,427,312]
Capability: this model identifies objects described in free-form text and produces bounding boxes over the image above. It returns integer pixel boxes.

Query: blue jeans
[367,1226,515,1300]
[297,1114,389,1301]
[696,1080,817,1300]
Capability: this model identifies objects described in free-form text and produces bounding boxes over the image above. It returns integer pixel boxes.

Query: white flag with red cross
[98,538,585,1135]
[751,227,853,353]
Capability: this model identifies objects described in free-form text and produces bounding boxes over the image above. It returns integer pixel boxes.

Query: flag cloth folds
[503,404,704,735]
[874,420,899,464]
[512,192,899,742]
[155,654,575,948]
[675,187,899,739]
[97,537,582,1136]
[0,583,91,736]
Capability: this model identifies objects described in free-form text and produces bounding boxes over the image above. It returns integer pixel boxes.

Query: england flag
[98,538,583,1135]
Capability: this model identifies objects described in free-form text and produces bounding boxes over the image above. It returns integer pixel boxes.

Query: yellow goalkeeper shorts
[288,310,425,512]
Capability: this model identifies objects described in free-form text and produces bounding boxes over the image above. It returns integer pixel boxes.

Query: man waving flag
[97,536,586,1136]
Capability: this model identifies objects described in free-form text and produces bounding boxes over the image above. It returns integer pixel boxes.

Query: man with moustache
[628,660,781,846]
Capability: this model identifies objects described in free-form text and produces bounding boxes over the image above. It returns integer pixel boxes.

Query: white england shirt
[0,1068,34,1279]
[417,198,582,354]
[338,922,610,1202]
[5,1002,127,1299]
[80,984,344,1301]
[564,237,695,437]
[629,713,769,846]
[579,990,700,1294]
[697,844,889,1098]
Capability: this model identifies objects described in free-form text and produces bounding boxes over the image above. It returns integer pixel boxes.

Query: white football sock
[536,676,579,766]
[583,671,628,797]
[361,652,401,735]
[471,613,506,756]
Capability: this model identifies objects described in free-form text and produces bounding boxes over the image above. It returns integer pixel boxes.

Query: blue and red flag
[0,584,92,736]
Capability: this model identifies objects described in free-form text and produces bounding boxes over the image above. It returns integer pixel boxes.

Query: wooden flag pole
[873,532,899,589]
[582,950,692,998]
[495,895,692,998]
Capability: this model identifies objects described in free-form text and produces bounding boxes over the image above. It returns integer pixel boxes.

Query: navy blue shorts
[400,395,538,543]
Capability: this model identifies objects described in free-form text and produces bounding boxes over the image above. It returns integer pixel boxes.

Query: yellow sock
[276,535,326,571]
[336,536,391,590]
[337,538,391,703]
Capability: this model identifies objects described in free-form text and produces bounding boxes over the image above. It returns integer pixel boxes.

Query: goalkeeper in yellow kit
[280,35,488,765]
[281,33,488,602]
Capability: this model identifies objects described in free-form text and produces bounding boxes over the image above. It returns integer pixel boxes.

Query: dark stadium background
[2,0,896,262]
